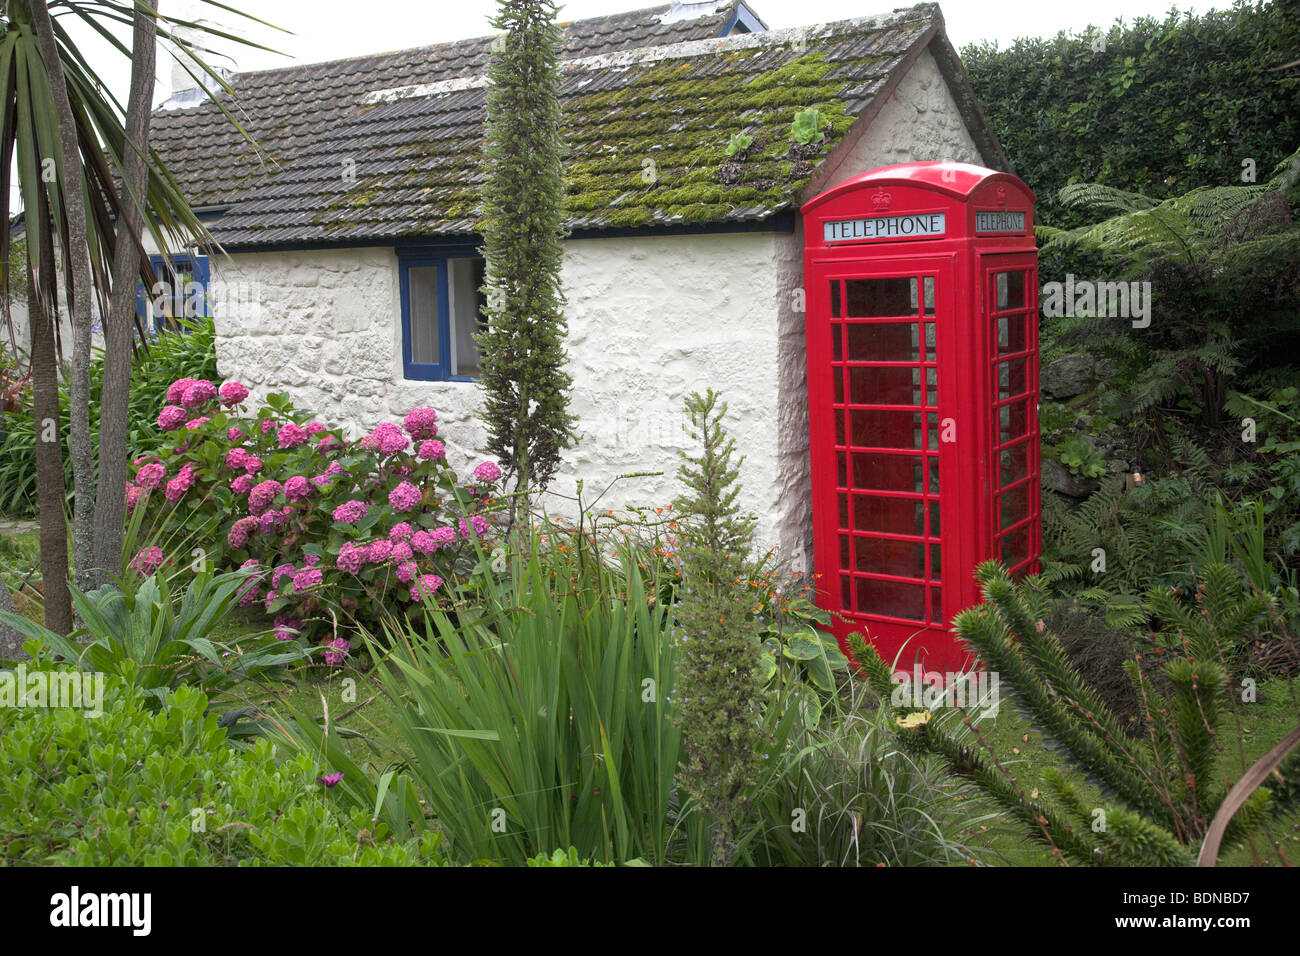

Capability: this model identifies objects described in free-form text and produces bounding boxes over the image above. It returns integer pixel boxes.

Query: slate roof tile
[149,3,1000,247]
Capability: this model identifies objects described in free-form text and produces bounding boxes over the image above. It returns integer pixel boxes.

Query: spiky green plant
[854,561,1300,866]
[670,389,767,866]
[476,0,574,509]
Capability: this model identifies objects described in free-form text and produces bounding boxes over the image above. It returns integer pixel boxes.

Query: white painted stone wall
[208,42,990,563]
[815,49,984,188]
[211,234,790,550]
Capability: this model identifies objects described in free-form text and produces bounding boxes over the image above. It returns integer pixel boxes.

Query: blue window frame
[137,254,211,332]
[398,247,485,381]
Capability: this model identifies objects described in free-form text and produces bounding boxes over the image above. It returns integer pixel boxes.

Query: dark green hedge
[963,0,1300,227]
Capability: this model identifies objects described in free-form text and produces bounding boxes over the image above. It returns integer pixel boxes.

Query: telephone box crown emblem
[871,190,892,211]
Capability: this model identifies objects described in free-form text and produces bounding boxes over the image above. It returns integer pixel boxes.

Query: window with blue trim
[399,250,485,381]
[137,254,211,332]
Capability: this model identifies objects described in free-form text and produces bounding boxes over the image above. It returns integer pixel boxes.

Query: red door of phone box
[801,161,1040,673]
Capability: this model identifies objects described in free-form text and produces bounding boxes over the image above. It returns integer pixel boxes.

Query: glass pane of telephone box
[847,322,920,363]
[856,577,926,622]
[996,271,1026,311]
[851,455,923,493]
[849,365,920,406]
[850,409,924,449]
[846,278,914,317]
[853,537,926,578]
[851,493,925,535]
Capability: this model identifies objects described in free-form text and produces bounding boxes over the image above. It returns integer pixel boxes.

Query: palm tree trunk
[93,1,159,584]
[29,0,96,592]
[28,240,72,635]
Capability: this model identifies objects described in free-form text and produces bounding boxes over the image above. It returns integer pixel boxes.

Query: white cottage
[144,0,1009,560]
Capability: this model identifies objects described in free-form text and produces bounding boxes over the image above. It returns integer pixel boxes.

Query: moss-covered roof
[153,3,999,248]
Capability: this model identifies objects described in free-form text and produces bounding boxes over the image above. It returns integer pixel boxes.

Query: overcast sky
[62,0,1224,107]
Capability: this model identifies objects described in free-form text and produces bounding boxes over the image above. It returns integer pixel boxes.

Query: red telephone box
[801,161,1040,673]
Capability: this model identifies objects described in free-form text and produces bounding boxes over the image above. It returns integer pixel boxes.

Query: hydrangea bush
[125,378,501,663]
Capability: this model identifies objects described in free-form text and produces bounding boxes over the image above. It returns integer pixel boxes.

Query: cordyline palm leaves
[854,562,1300,866]
[0,0,278,632]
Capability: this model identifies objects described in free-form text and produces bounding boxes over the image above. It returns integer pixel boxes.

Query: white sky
[63,0,1223,107]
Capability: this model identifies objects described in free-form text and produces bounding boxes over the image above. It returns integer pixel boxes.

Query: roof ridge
[205,1,734,85]
[363,4,939,107]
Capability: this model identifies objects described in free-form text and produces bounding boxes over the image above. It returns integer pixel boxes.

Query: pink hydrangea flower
[130,546,165,576]
[227,516,260,549]
[395,559,418,583]
[411,526,457,554]
[227,426,245,442]
[458,515,490,539]
[125,483,142,514]
[389,522,414,541]
[360,422,409,456]
[321,637,350,666]
[410,574,443,602]
[157,405,187,431]
[219,381,250,406]
[278,422,308,448]
[303,421,325,436]
[416,440,446,461]
[270,564,297,590]
[310,474,334,489]
[135,462,166,490]
[302,553,321,567]
[336,542,367,575]
[259,509,288,535]
[403,407,438,440]
[248,479,283,516]
[284,475,312,502]
[164,464,196,504]
[474,461,502,483]
[388,480,422,512]
[260,418,277,434]
[185,416,210,431]
[272,614,302,642]
[317,434,339,451]
[225,447,251,470]
[166,378,196,403]
[391,541,414,562]
[244,456,264,475]
[333,500,368,524]
[181,380,217,408]
[292,568,323,591]
[133,454,158,466]
[231,474,254,495]
[236,559,263,607]
[366,539,394,564]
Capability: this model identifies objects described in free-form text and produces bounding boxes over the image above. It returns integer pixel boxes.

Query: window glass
[408,265,439,365]
[996,271,1025,310]
[846,322,919,363]
[846,278,914,317]
[848,365,919,406]
[448,257,485,377]
[853,536,926,578]
[856,577,925,621]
